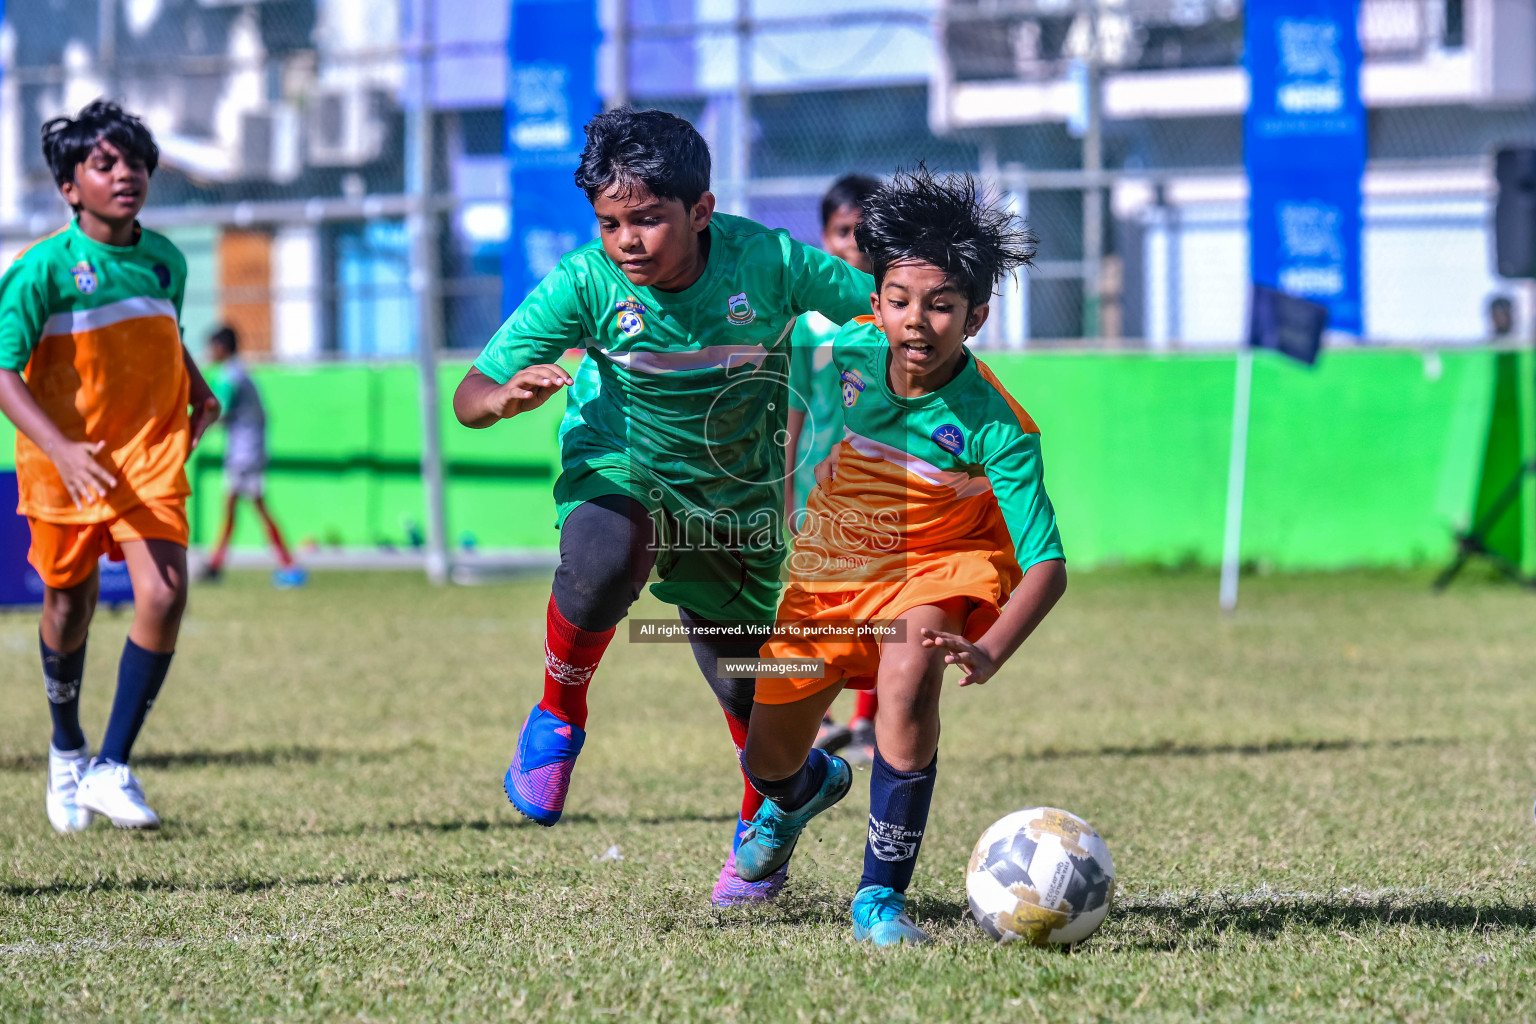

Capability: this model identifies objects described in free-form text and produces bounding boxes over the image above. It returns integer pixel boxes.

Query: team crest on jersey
[614,297,648,337]
[840,369,866,408]
[726,291,756,325]
[932,423,965,456]
[70,260,98,294]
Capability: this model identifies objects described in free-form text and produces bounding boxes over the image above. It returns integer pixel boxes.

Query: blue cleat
[851,885,930,947]
[273,566,308,589]
[504,704,585,826]
[735,750,852,882]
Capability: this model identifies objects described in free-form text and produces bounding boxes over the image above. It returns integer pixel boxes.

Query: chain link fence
[3,0,1535,353]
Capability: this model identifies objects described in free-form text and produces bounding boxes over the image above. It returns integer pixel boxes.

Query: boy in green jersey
[453,108,873,904]
[784,174,883,763]
[734,169,1068,944]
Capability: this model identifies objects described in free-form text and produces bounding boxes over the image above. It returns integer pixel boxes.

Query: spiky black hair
[854,167,1035,308]
[42,100,159,195]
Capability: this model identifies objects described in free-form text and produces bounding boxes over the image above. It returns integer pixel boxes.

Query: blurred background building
[3,0,1535,576]
[3,0,1533,353]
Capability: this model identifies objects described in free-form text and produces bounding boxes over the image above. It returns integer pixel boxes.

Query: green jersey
[786,311,845,510]
[474,213,874,620]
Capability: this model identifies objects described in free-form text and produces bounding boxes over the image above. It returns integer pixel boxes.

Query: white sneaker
[46,744,94,833]
[76,760,160,829]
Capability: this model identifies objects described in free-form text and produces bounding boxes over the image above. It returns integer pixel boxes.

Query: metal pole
[409,3,451,585]
[734,0,752,215]
[98,0,117,95]
[609,0,631,110]
[1219,347,1254,612]
[1081,0,1103,340]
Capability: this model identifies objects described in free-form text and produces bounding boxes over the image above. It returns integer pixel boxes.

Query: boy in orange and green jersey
[454,108,873,905]
[734,169,1068,945]
[0,101,221,833]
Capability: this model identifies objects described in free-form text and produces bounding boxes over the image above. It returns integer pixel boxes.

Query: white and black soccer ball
[965,807,1115,946]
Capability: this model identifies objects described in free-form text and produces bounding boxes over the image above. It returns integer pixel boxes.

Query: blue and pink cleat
[505,704,585,826]
[711,818,789,906]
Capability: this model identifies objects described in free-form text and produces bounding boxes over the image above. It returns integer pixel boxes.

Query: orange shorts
[755,554,1009,705]
[28,501,189,590]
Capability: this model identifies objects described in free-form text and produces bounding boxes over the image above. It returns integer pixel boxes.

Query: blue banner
[503,0,601,317]
[1245,0,1364,334]
[0,472,134,607]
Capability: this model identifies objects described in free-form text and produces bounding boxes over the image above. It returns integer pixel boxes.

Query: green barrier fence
[0,348,1515,570]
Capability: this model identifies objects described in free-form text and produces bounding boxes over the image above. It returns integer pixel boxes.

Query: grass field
[3,568,1535,1022]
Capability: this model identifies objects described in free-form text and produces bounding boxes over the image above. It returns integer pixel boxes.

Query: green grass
[3,568,1535,1022]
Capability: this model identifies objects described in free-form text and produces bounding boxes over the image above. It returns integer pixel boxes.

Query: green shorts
[553,453,785,625]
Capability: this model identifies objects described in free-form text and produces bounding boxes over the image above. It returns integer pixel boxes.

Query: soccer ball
[965,807,1115,946]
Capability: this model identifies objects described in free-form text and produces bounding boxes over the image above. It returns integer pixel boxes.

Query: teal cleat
[851,885,930,947]
[735,751,852,882]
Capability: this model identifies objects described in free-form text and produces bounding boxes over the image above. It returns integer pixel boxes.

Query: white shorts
[225,464,266,497]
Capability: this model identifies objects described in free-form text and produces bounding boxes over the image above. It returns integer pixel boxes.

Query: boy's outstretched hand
[502,364,575,411]
[454,365,574,427]
[919,628,1000,687]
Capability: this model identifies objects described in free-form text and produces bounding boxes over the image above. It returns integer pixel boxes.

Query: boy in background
[0,101,221,832]
[733,169,1067,944]
[784,174,882,764]
[199,324,306,589]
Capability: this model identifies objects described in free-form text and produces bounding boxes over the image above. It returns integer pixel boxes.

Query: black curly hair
[574,107,710,208]
[42,100,159,198]
[854,167,1035,308]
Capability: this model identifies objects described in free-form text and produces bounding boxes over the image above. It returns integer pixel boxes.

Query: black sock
[859,750,937,894]
[40,635,87,752]
[97,639,173,765]
[744,748,829,812]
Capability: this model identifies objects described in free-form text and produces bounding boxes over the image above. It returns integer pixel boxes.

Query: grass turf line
[1,568,1534,1022]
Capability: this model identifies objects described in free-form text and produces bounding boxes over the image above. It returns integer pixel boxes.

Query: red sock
[853,688,878,723]
[723,710,764,821]
[255,501,295,568]
[538,594,615,729]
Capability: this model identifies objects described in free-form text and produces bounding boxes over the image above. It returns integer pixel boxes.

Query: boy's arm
[783,236,875,324]
[454,364,575,427]
[182,345,221,449]
[921,431,1066,685]
[921,558,1066,686]
[0,253,118,506]
[0,369,117,508]
[461,262,588,428]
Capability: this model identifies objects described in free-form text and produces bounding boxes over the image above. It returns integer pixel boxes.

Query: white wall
[1137,179,1510,345]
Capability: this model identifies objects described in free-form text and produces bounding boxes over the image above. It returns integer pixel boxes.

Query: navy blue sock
[40,635,87,752]
[744,748,829,812]
[97,639,174,766]
[860,750,938,894]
